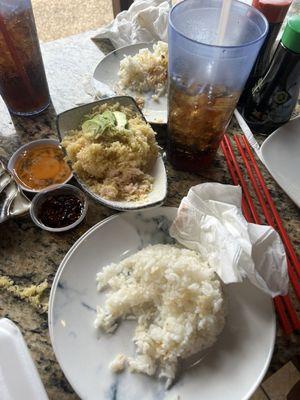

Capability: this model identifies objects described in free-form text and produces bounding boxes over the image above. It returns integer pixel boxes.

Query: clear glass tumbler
[0,0,50,116]
[167,0,268,172]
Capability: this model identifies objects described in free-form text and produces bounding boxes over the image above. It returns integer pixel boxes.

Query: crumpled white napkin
[93,0,169,49]
[169,183,289,297]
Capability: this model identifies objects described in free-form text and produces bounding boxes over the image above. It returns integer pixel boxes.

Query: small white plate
[92,42,167,125]
[57,97,167,211]
[49,207,275,400]
[261,116,300,208]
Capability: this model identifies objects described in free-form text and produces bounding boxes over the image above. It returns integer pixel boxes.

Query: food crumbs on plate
[13,143,71,191]
[38,194,83,228]
[109,354,127,373]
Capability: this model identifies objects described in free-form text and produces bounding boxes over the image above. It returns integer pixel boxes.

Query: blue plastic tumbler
[167,0,268,172]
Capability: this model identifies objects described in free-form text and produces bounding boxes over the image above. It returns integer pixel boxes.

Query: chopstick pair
[221,134,300,335]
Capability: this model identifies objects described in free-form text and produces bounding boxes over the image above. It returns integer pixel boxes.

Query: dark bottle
[238,0,292,109]
[241,15,300,136]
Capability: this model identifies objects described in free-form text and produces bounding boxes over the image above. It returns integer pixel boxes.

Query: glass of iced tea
[167,0,268,172]
[0,0,50,116]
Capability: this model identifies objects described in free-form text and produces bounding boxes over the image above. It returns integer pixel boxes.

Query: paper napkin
[170,183,289,297]
[92,0,169,49]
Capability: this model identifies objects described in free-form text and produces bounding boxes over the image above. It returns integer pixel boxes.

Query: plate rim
[261,115,300,208]
[48,207,276,400]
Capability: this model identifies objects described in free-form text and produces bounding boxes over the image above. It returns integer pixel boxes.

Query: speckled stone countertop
[0,30,299,400]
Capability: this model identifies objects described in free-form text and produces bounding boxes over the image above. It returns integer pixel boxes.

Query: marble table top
[0,30,299,400]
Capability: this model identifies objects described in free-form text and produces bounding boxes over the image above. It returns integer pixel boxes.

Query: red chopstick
[222,136,260,222]
[221,138,292,334]
[234,136,300,303]
[221,137,295,334]
[242,136,300,275]
[282,295,300,330]
[221,136,298,334]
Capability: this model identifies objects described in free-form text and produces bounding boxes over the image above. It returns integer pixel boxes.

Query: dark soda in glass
[168,81,240,172]
[0,0,50,116]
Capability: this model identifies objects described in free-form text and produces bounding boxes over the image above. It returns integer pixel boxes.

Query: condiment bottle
[238,0,292,108]
[241,15,300,135]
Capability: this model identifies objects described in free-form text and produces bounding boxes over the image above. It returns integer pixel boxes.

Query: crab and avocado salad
[61,103,159,202]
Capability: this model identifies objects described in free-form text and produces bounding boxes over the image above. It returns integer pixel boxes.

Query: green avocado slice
[113,111,127,128]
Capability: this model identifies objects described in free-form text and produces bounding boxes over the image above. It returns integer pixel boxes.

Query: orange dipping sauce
[13,143,72,191]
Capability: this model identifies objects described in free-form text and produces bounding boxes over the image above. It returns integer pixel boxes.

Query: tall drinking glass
[0,0,50,116]
[168,0,268,172]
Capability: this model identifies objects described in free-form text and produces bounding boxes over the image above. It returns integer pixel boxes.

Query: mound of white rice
[94,244,225,387]
[117,41,168,98]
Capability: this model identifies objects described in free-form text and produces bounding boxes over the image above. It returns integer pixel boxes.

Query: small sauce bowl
[8,139,72,193]
[30,184,88,232]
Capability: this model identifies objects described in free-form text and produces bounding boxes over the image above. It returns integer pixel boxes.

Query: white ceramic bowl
[30,184,88,232]
[7,138,73,193]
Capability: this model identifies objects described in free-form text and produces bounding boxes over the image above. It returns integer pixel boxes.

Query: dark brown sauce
[38,194,83,228]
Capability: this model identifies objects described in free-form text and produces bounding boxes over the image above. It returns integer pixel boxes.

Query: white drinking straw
[217,0,233,45]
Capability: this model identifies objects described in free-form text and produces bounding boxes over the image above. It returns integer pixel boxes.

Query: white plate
[92,43,167,125]
[261,116,300,208]
[49,207,275,400]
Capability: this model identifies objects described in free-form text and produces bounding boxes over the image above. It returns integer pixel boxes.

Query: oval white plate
[92,42,167,125]
[57,97,167,211]
[49,207,275,400]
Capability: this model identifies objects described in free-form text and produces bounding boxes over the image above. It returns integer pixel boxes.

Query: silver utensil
[0,160,31,223]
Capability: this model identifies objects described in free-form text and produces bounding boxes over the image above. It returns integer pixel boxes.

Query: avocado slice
[113,111,127,128]
[82,119,101,135]
[101,111,116,125]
